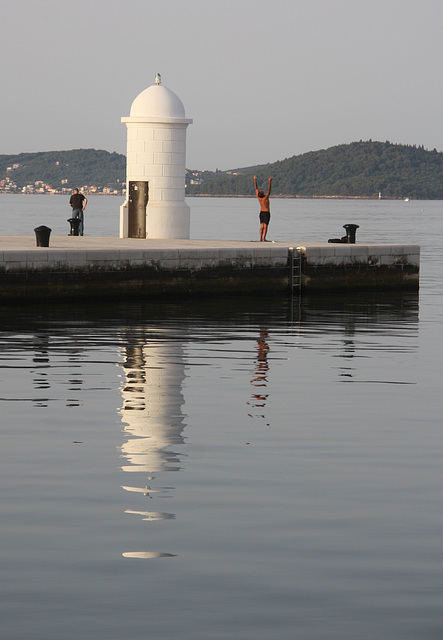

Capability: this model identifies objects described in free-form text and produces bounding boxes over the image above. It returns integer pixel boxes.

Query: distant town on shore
[1,141,442,199]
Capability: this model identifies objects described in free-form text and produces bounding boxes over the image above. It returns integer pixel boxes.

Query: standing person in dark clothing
[69,188,88,236]
[254,176,272,241]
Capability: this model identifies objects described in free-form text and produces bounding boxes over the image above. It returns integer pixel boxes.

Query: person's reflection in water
[339,318,356,380]
[31,333,84,408]
[118,335,187,558]
[247,327,270,426]
[31,333,51,408]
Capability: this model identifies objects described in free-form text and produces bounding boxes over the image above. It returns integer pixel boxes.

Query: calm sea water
[0,195,442,640]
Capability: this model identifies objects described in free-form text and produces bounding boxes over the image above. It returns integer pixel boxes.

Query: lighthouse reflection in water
[118,332,187,559]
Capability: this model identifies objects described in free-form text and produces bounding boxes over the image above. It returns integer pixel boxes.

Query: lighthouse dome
[130,81,186,119]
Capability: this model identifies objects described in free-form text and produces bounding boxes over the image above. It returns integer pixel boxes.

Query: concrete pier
[0,236,419,303]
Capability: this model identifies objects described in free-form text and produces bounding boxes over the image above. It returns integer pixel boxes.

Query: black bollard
[34,225,52,247]
[328,223,359,244]
[68,218,81,236]
[343,224,359,243]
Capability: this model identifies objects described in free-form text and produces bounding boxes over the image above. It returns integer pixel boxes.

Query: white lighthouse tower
[120,74,193,239]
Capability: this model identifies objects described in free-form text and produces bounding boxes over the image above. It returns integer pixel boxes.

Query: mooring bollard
[67,217,81,236]
[343,224,359,243]
[34,225,52,247]
[328,223,359,244]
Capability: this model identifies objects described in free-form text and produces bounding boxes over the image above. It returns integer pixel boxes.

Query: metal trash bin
[34,225,52,247]
[68,217,81,236]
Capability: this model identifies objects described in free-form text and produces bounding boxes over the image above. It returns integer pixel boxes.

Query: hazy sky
[1,0,441,170]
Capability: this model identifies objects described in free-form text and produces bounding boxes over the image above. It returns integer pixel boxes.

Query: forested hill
[187,141,443,199]
[0,149,125,193]
[1,141,442,198]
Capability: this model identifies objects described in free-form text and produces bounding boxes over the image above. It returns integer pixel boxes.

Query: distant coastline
[0,192,427,201]
[186,194,419,200]
[2,141,443,199]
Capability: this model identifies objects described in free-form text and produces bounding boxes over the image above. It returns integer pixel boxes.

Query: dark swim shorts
[259,211,270,224]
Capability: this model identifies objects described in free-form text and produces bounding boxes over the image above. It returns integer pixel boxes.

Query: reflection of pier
[247,327,270,425]
[291,292,419,382]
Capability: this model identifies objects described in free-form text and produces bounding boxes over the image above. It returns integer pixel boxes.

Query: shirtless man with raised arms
[254,175,272,241]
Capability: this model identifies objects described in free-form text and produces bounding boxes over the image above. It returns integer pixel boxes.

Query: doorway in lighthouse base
[128,181,149,238]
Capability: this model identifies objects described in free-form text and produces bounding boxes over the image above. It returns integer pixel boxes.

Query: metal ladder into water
[289,247,302,294]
